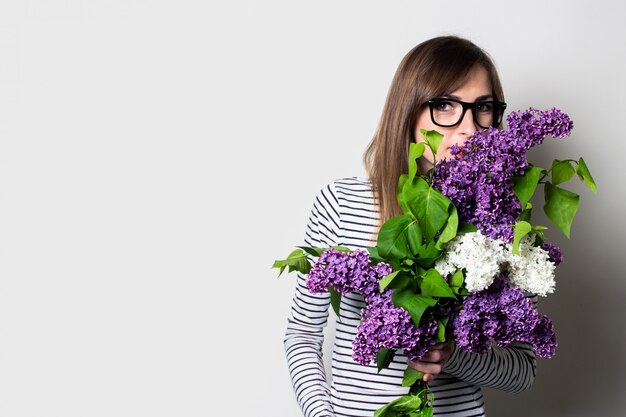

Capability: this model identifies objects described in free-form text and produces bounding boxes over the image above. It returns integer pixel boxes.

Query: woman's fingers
[419,349,445,363]
[409,360,444,375]
[407,341,456,382]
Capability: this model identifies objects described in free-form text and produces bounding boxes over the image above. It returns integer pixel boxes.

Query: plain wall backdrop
[0,1,624,416]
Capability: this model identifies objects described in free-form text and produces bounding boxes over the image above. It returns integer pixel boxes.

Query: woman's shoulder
[322,176,376,206]
[326,176,373,192]
[308,177,372,209]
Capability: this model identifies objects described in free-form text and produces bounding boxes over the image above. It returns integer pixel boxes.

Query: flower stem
[409,379,434,416]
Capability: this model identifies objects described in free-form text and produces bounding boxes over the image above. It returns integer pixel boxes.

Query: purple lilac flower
[306,248,441,364]
[530,315,558,358]
[433,108,573,242]
[541,243,565,266]
[306,249,391,296]
[538,108,574,139]
[506,107,573,145]
[354,259,394,297]
[452,274,557,358]
[306,249,349,294]
[433,126,526,242]
[352,290,438,364]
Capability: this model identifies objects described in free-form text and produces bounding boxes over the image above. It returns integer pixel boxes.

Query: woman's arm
[284,183,341,417]
[443,341,536,393]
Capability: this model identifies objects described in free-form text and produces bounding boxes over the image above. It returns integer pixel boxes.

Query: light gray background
[0,1,624,416]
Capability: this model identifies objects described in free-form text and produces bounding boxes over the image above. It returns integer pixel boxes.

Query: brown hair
[363,36,504,235]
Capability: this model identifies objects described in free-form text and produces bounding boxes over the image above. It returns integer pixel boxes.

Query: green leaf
[398,175,422,217]
[544,182,580,238]
[519,205,532,223]
[376,348,395,372]
[392,290,437,326]
[413,242,442,268]
[435,205,458,250]
[377,214,417,260]
[449,269,464,290]
[373,401,393,417]
[422,406,433,417]
[513,166,545,209]
[385,258,404,272]
[272,249,311,276]
[551,160,576,186]
[387,272,413,291]
[379,271,400,291]
[457,223,478,234]
[436,316,450,343]
[403,178,451,242]
[329,286,341,318]
[389,394,422,413]
[421,269,456,299]
[367,246,384,263]
[512,221,532,255]
[532,225,547,239]
[397,174,410,214]
[408,142,426,181]
[406,220,424,256]
[402,367,424,387]
[576,157,597,193]
[457,287,470,296]
[374,393,422,417]
[297,246,324,257]
[420,129,444,162]
[332,246,353,253]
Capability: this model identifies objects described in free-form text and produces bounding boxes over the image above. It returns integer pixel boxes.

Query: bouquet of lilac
[274,108,596,417]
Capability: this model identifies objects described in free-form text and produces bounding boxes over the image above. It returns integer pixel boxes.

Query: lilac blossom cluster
[352,291,439,364]
[540,242,565,266]
[306,248,389,296]
[507,107,574,144]
[306,249,441,363]
[452,274,557,358]
[433,108,573,242]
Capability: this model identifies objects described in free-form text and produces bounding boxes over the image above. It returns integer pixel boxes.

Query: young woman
[284,36,536,417]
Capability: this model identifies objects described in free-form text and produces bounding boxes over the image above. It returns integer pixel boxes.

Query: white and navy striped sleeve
[444,342,536,393]
[284,182,341,417]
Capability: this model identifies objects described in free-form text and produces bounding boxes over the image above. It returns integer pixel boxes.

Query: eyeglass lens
[431,100,500,128]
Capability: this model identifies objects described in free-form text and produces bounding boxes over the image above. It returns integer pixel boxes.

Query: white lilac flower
[435,231,508,292]
[505,236,556,297]
[435,231,556,296]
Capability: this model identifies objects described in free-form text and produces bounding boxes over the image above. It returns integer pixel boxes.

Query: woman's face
[414,65,493,169]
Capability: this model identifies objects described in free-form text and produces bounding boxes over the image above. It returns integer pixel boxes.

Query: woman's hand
[408,341,456,382]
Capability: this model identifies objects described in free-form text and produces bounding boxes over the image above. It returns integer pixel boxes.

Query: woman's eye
[435,101,453,111]
[477,102,494,113]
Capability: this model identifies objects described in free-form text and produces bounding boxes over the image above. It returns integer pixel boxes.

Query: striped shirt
[284,177,537,417]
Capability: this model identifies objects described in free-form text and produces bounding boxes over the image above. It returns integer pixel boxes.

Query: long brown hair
[363,36,504,234]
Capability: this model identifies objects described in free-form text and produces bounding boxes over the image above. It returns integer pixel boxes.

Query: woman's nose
[457,108,478,136]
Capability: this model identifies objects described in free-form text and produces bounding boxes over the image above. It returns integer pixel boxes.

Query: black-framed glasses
[425,98,507,129]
